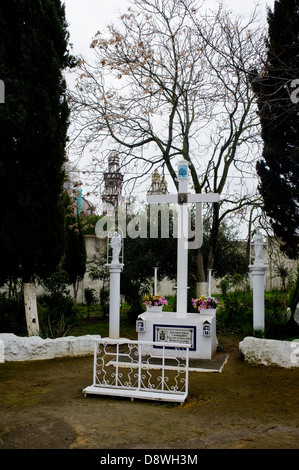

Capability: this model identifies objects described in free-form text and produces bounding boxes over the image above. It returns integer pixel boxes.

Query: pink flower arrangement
[192,296,219,312]
[144,294,168,308]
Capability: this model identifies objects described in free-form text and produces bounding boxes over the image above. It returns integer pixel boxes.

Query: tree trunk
[207,202,220,269]
[73,280,80,304]
[195,203,221,298]
[23,281,40,336]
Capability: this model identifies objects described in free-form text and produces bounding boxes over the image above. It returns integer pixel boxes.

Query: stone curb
[239,336,299,368]
[0,333,101,362]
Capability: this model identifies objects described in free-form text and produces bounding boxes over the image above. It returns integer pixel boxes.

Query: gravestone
[137,161,220,360]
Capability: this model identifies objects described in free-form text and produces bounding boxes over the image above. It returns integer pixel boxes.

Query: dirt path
[0,336,299,450]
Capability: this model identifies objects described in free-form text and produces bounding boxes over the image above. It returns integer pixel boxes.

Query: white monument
[106,231,124,339]
[249,228,268,333]
[137,161,220,360]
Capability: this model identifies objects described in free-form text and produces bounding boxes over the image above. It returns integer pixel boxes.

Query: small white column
[107,232,124,339]
[249,228,267,334]
[108,264,123,338]
[207,269,213,298]
[154,267,158,296]
[250,265,267,332]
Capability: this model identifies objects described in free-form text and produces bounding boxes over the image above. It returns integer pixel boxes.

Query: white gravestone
[137,161,220,360]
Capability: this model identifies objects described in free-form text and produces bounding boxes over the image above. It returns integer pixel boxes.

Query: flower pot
[146,305,163,312]
[199,308,216,316]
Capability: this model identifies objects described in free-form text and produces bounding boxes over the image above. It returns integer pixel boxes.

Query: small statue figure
[110,231,122,264]
[254,228,264,264]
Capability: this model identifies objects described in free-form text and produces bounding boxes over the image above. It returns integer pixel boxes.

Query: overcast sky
[64,0,274,60]
[63,0,274,211]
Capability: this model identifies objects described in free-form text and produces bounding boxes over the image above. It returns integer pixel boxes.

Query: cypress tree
[62,191,87,304]
[251,0,299,258]
[0,1,74,334]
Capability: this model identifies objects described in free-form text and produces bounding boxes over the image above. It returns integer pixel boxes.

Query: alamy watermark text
[290,79,299,104]
[96,201,203,249]
[0,80,5,103]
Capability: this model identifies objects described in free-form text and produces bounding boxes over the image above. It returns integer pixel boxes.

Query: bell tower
[147,169,168,196]
[102,152,124,214]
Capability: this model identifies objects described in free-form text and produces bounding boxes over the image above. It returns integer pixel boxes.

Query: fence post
[138,342,142,391]
[93,341,98,386]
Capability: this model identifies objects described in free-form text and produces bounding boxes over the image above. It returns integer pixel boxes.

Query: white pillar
[107,231,123,339]
[249,228,267,334]
[249,265,267,332]
[108,264,123,339]
[154,267,158,296]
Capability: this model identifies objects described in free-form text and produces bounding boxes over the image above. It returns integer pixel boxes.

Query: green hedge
[217,288,296,339]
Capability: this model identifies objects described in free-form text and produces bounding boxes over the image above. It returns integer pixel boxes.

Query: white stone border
[239,336,299,368]
[0,333,101,362]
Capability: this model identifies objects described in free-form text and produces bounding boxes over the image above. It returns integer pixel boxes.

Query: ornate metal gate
[83,338,190,403]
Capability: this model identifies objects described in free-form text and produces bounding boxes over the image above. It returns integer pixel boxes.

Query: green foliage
[84,288,97,307]
[288,265,299,317]
[189,219,248,283]
[42,267,70,297]
[263,290,288,338]
[38,264,78,338]
[217,287,298,339]
[87,248,109,283]
[62,191,87,301]
[84,287,98,319]
[217,289,253,335]
[86,248,110,317]
[0,292,26,335]
[99,287,110,318]
[0,0,74,283]
[217,273,246,296]
[251,0,299,258]
[38,292,77,338]
[69,304,137,339]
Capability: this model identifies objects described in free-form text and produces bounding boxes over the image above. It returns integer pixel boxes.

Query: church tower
[147,169,168,195]
[102,151,124,214]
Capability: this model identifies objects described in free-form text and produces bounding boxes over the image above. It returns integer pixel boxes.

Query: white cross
[147,161,220,315]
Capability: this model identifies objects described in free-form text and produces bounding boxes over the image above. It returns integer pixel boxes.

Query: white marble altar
[137,310,217,359]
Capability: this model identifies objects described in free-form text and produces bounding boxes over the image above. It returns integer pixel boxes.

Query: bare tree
[69,0,266,293]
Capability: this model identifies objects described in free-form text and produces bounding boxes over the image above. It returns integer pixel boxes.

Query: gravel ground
[0,336,299,451]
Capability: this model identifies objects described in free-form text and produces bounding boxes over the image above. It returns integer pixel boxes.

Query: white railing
[83,338,190,403]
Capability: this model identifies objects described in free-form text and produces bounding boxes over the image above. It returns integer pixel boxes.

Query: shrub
[0,292,26,335]
[84,287,98,319]
[38,292,77,338]
[217,289,253,335]
[217,287,295,339]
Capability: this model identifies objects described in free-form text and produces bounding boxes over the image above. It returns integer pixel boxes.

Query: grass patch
[68,303,138,339]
